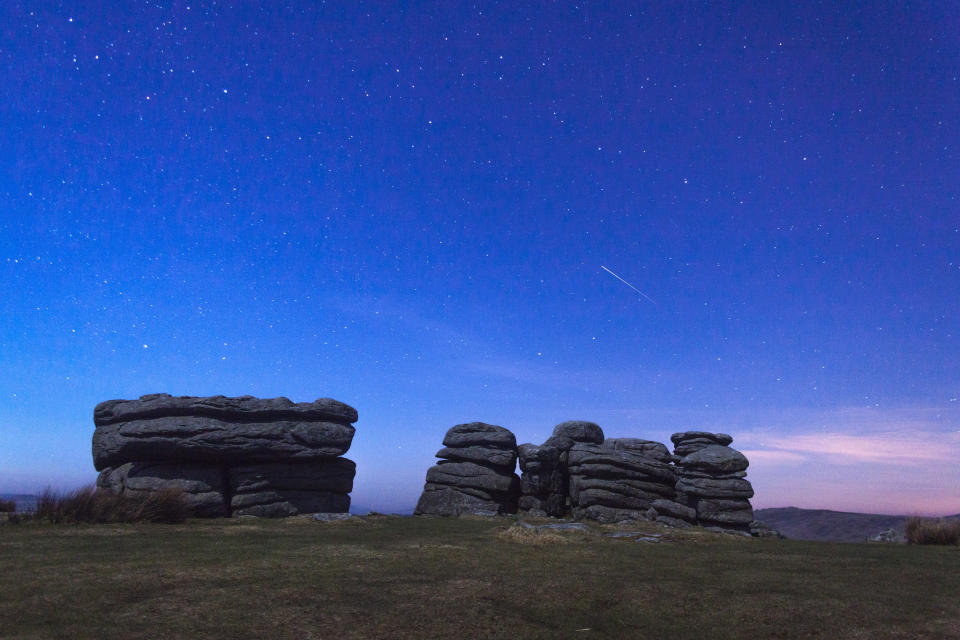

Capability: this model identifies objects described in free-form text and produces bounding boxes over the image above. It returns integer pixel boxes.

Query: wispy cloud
[738,406,960,466]
[755,432,958,465]
[738,449,808,464]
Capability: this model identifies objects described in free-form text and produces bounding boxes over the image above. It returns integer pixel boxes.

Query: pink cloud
[754,432,959,465]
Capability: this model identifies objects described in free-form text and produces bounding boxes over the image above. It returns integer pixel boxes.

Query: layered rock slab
[93,394,356,470]
[415,423,520,516]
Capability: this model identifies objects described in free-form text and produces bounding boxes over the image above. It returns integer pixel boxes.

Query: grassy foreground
[1,515,959,640]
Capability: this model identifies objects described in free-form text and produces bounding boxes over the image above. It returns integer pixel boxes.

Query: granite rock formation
[418,421,762,535]
[415,423,520,516]
[516,421,603,517]
[661,432,755,532]
[567,438,677,523]
[92,394,357,517]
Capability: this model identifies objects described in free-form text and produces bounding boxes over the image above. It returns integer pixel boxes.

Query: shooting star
[600,265,658,306]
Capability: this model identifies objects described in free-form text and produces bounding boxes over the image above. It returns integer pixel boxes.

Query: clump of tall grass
[0,499,15,513]
[35,486,189,524]
[905,517,960,546]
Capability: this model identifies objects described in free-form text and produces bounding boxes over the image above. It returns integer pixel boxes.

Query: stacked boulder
[414,422,520,516]
[518,421,678,523]
[516,421,601,517]
[662,431,754,533]
[416,421,762,534]
[93,393,358,517]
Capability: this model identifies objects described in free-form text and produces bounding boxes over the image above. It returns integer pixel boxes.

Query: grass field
[2,515,959,639]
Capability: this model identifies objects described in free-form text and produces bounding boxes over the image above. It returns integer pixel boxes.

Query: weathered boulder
[670,431,733,456]
[674,475,755,499]
[229,459,355,517]
[552,420,605,444]
[681,444,749,474]
[415,423,520,516]
[426,461,519,495]
[96,461,227,517]
[651,498,696,523]
[695,498,754,526]
[435,446,516,469]
[415,485,512,517]
[442,422,517,450]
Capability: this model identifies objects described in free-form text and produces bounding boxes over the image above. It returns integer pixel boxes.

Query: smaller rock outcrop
[663,432,754,532]
[415,423,520,516]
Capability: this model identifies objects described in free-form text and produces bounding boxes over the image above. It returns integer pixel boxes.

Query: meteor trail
[600,265,658,306]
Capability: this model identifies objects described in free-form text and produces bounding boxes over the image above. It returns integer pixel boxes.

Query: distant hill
[350,504,415,516]
[755,507,960,543]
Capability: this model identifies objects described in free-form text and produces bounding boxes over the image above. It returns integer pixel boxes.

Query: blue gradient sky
[2,2,959,515]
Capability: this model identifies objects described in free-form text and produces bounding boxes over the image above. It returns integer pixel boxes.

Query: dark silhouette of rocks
[414,422,520,516]
[92,394,357,517]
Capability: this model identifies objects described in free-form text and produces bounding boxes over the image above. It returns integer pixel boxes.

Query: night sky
[2,2,959,515]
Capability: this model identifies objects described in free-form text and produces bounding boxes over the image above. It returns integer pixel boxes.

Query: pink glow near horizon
[738,416,960,516]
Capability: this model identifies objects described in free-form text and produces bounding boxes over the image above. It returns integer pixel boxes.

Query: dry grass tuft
[34,486,189,524]
[496,525,578,545]
[905,517,960,546]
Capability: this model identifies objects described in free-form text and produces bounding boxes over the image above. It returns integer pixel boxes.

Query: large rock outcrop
[415,423,520,516]
[417,420,762,535]
[92,394,357,517]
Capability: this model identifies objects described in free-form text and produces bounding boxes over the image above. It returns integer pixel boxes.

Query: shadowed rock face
[92,394,357,518]
[415,423,520,516]
[517,443,566,517]
[96,462,228,518]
